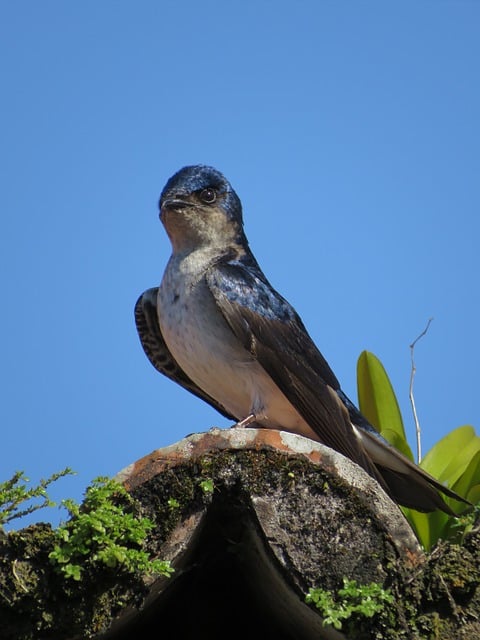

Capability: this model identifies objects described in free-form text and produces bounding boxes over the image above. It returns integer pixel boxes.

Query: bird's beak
[162,197,191,211]
[160,197,192,222]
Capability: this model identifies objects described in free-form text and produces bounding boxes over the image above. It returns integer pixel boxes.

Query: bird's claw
[232,413,257,429]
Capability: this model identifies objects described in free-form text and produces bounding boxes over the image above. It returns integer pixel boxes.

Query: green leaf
[63,564,82,581]
[199,478,214,494]
[0,468,75,527]
[420,426,479,481]
[452,450,480,501]
[404,444,480,550]
[355,351,480,551]
[466,485,480,504]
[357,351,413,460]
[401,508,432,550]
[49,476,174,581]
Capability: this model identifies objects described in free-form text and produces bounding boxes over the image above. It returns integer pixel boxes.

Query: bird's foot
[232,413,257,429]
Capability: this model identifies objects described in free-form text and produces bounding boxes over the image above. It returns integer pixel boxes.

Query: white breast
[157,253,319,441]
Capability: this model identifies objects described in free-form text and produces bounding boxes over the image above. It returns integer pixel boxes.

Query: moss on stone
[1,447,478,639]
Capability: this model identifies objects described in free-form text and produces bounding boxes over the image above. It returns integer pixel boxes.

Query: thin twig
[409,318,433,464]
[12,560,29,593]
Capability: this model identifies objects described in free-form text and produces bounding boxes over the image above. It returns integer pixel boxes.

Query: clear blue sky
[1,2,479,526]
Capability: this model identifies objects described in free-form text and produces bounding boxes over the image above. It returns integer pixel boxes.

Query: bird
[135,164,468,515]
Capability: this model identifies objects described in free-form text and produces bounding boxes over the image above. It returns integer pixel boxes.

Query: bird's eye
[199,188,217,204]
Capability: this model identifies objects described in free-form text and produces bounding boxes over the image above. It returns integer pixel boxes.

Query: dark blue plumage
[160,165,244,228]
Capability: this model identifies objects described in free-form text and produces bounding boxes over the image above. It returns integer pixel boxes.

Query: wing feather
[134,288,234,420]
[205,262,379,475]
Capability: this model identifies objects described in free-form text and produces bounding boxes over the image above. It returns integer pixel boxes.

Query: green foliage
[198,478,214,494]
[49,477,173,581]
[357,351,414,459]
[0,468,75,527]
[357,350,480,550]
[306,578,394,630]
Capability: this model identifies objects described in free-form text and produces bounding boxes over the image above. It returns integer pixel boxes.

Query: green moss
[1,449,478,639]
[306,578,395,630]
[0,480,173,640]
[49,477,173,582]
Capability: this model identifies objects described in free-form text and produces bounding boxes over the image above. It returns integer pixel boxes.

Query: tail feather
[356,427,470,515]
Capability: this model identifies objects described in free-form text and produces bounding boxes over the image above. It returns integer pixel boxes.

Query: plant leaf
[402,508,431,550]
[357,351,413,460]
[452,450,480,500]
[421,426,479,481]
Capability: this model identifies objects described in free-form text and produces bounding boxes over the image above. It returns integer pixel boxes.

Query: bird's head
[159,165,246,255]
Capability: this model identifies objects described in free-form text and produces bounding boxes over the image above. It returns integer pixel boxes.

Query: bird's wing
[205,261,380,475]
[205,261,470,514]
[134,288,235,420]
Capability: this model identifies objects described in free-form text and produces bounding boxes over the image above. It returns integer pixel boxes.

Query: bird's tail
[354,426,470,515]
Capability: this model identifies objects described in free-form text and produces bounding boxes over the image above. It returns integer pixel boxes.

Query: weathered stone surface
[1,427,478,639]
[118,427,423,559]
[111,427,421,638]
